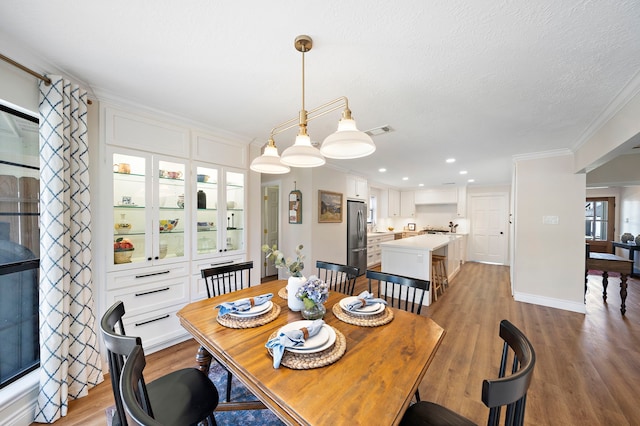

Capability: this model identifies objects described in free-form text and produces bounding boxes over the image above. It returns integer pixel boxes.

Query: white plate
[339,296,385,315]
[228,301,273,318]
[278,321,336,354]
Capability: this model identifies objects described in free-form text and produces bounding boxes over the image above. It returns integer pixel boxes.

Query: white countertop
[367,231,399,237]
[380,233,463,251]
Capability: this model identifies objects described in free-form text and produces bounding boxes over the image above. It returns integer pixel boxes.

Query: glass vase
[301,303,326,320]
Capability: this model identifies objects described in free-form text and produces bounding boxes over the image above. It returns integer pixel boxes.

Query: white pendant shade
[280,133,326,167]
[320,118,376,159]
[250,143,290,174]
[252,35,370,173]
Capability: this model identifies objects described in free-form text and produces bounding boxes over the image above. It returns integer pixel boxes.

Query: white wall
[0,61,39,112]
[311,166,348,266]
[620,186,640,237]
[512,153,586,313]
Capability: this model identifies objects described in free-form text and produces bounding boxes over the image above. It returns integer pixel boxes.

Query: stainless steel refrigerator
[347,200,367,276]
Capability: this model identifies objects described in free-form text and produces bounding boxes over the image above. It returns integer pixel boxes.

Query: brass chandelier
[250,35,376,174]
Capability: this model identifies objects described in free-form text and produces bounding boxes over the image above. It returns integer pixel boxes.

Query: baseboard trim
[514,291,586,314]
[0,371,39,426]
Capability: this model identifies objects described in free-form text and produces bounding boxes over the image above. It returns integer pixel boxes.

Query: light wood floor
[33,262,640,425]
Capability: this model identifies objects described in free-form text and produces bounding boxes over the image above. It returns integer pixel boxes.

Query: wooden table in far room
[177,279,446,425]
[586,252,634,314]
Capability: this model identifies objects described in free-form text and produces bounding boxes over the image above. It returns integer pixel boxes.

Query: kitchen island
[381,234,466,305]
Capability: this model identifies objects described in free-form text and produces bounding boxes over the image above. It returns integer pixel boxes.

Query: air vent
[442,182,456,185]
[364,125,394,136]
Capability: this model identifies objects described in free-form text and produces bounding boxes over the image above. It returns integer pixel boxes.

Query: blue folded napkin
[265,319,325,368]
[346,291,387,311]
[216,293,273,316]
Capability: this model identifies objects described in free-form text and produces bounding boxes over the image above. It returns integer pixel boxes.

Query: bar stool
[431,255,448,302]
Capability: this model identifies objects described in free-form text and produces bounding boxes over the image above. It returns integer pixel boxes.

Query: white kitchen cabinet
[401,191,415,217]
[456,186,467,217]
[414,187,457,205]
[104,263,191,352]
[192,163,246,259]
[346,175,368,200]
[367,233,395,266]
[388,189,400,217]
[445,234,466,281]
[101,105,248,352]
[109,148,189,270]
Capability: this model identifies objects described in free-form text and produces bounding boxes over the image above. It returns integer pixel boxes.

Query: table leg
[620,274,628,315]
[602,271,608,301]
[196,345,213,374]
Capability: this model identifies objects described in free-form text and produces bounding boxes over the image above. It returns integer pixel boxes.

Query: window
[368,195,376,224]
[0,103,40,389]
[585,196,615,254]
[585,198,613,240]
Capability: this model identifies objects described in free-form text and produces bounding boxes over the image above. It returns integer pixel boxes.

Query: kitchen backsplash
[374,203,469,233]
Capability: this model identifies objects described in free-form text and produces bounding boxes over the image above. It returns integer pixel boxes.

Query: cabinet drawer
[106,263,189,291]
[122,305,187,351]
[105,279,189,318]
[191,256,244,276]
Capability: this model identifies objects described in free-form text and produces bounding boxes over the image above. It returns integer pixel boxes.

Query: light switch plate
[543,215,559,225]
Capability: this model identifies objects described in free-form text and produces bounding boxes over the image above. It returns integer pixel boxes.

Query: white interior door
[262,185,279,277]
[469,194,508,264]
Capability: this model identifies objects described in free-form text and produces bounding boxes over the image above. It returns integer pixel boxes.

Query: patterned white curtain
[34,75,103,423]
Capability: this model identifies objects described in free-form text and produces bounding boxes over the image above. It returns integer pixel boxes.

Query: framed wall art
[318,190,343,223]
[289,189,302,224]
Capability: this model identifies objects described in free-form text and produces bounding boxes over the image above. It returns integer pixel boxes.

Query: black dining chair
[100,301,219,426]
[120,344,219,426]
[316,260,359,295]
[400,319,536,426]
[200,261,265,410]
[366,269,430,315]
[366,269,430,401]
[202,260,253,299]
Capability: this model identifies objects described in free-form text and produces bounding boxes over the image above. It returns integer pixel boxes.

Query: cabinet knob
[147,257,152,261]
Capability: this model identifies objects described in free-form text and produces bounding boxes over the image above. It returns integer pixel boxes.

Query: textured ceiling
[1,0,639,188]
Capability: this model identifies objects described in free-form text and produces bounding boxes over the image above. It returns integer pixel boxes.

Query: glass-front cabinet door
[224,169,245,253]
[110,149,187,269]
[194,166,219,255]
[193,164,245,258]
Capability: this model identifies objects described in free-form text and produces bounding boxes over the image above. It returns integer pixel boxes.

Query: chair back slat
[365,270,429,315]
[316,261,359,295]
[201,261,253,298]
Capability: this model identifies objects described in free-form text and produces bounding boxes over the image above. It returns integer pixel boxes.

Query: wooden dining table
[176,279,445,425]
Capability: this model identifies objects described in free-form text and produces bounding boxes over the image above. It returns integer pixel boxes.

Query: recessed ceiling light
[467,178,475,183]
[378,168,387,172]
[402,177,409,181]
[459,170,468,175]
[446,158,456,163]
[418,183,424,187]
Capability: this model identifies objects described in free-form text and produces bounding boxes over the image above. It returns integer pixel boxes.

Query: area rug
[105,362,284,425]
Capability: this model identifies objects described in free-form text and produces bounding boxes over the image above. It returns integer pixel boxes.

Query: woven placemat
[217,304,281,329]
[277,287,287,300]
[267,326,346,370]
[332,303,394,327]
